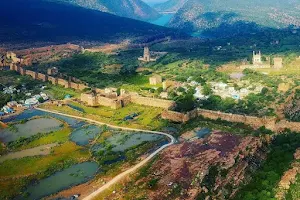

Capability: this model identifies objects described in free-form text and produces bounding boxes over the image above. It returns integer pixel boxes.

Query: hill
[168,0,300,35]
[52,0,161,21]
[0,0,184,46]
[153,0,187,13]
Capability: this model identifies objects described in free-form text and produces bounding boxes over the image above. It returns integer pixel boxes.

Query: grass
[121,75,162,92]
[16,123,71,150]
[0,143,4,155]
[44,84,81,100]
[42,101,168,130]
[0,178,30,200]
[0,142,90,178]
[286,174,300,200]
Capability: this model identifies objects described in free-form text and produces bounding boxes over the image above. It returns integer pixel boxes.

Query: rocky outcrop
[140,131,265,200]
[276,148,300,200]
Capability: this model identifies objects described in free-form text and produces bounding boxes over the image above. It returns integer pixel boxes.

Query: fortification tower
[144,47,150,62]
[253,51,262,65]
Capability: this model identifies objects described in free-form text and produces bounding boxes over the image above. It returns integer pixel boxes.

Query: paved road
[36,108,176,200]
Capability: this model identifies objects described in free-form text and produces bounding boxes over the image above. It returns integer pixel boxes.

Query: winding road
[36,108,176,200]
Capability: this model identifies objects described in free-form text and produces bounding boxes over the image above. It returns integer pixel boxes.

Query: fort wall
[162,108,300,133]
[57,78,70,88]
[25,70,37,79]
[130,95,175,109]
[37,73,48,82]
[97,96,122,109]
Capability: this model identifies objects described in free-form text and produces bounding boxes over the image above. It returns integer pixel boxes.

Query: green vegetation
[286,174,300,200]
[42,101,167,130]
[0,142,90,199]
[234,132,300,200]
[44,84,80,100]
[285,89,300,122]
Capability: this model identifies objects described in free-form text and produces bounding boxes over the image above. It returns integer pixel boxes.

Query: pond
[0,118,63,143]
[70,125,102,146]
[92,132,164,152]
[23,162,98,200]
[195,128,211,138]
[2,109,85,129]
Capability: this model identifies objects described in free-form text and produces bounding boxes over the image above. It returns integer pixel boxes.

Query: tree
[202,84,213,96]
[175,93,195,112]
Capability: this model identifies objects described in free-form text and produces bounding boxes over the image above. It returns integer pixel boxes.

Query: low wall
[131,95,175,109]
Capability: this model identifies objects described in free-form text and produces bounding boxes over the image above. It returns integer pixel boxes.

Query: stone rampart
[37,73,48,82]
[78,83,88,90]
[275,120,300,133]
[97,96,122,109]
[197,109,276,130]
[19,67,26,75]
[48,76,58,85]
[70,82,79,90]
[25,70,37,79]
[57,78,70,88]
[162,108,300,133]
[131,95,175,109]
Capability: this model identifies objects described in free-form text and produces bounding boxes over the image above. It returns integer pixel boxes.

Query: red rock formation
[143,132,264,200]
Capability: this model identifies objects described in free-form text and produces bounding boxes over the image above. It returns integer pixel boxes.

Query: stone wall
[78,83,88,90]
[48,76,58,85]
[162,108,300,133]
[197,109,276,130]
[97,96,121,109]
[37,73,48,82]
[57,78,70,88]
[275,120,300,133]
[25,70,37,79]
[131,95,175,109]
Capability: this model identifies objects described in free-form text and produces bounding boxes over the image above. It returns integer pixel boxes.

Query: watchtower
[143,47,150,62]
[253,51,262,65]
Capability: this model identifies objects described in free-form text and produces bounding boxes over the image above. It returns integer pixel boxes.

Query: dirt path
[36,108,176,200]
[0,143,58,163]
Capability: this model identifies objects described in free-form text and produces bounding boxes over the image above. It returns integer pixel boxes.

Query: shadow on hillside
[0,0,185,46]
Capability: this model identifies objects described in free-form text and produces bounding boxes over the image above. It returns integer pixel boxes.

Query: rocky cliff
[130,131,266,199]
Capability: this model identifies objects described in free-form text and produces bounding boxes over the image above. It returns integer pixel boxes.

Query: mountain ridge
[0,0,184,46]
[167,0,300,35]
[51,0,161,21]
[153,0,187,13]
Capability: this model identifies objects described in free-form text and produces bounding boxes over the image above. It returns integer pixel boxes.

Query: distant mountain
[153,0,187,13]
[168,0,300,35]
[0,0,184,45]
[52,0,161,21]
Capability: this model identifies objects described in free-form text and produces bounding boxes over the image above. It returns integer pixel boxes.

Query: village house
[149,75,162,85]
[273,57,283,69]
